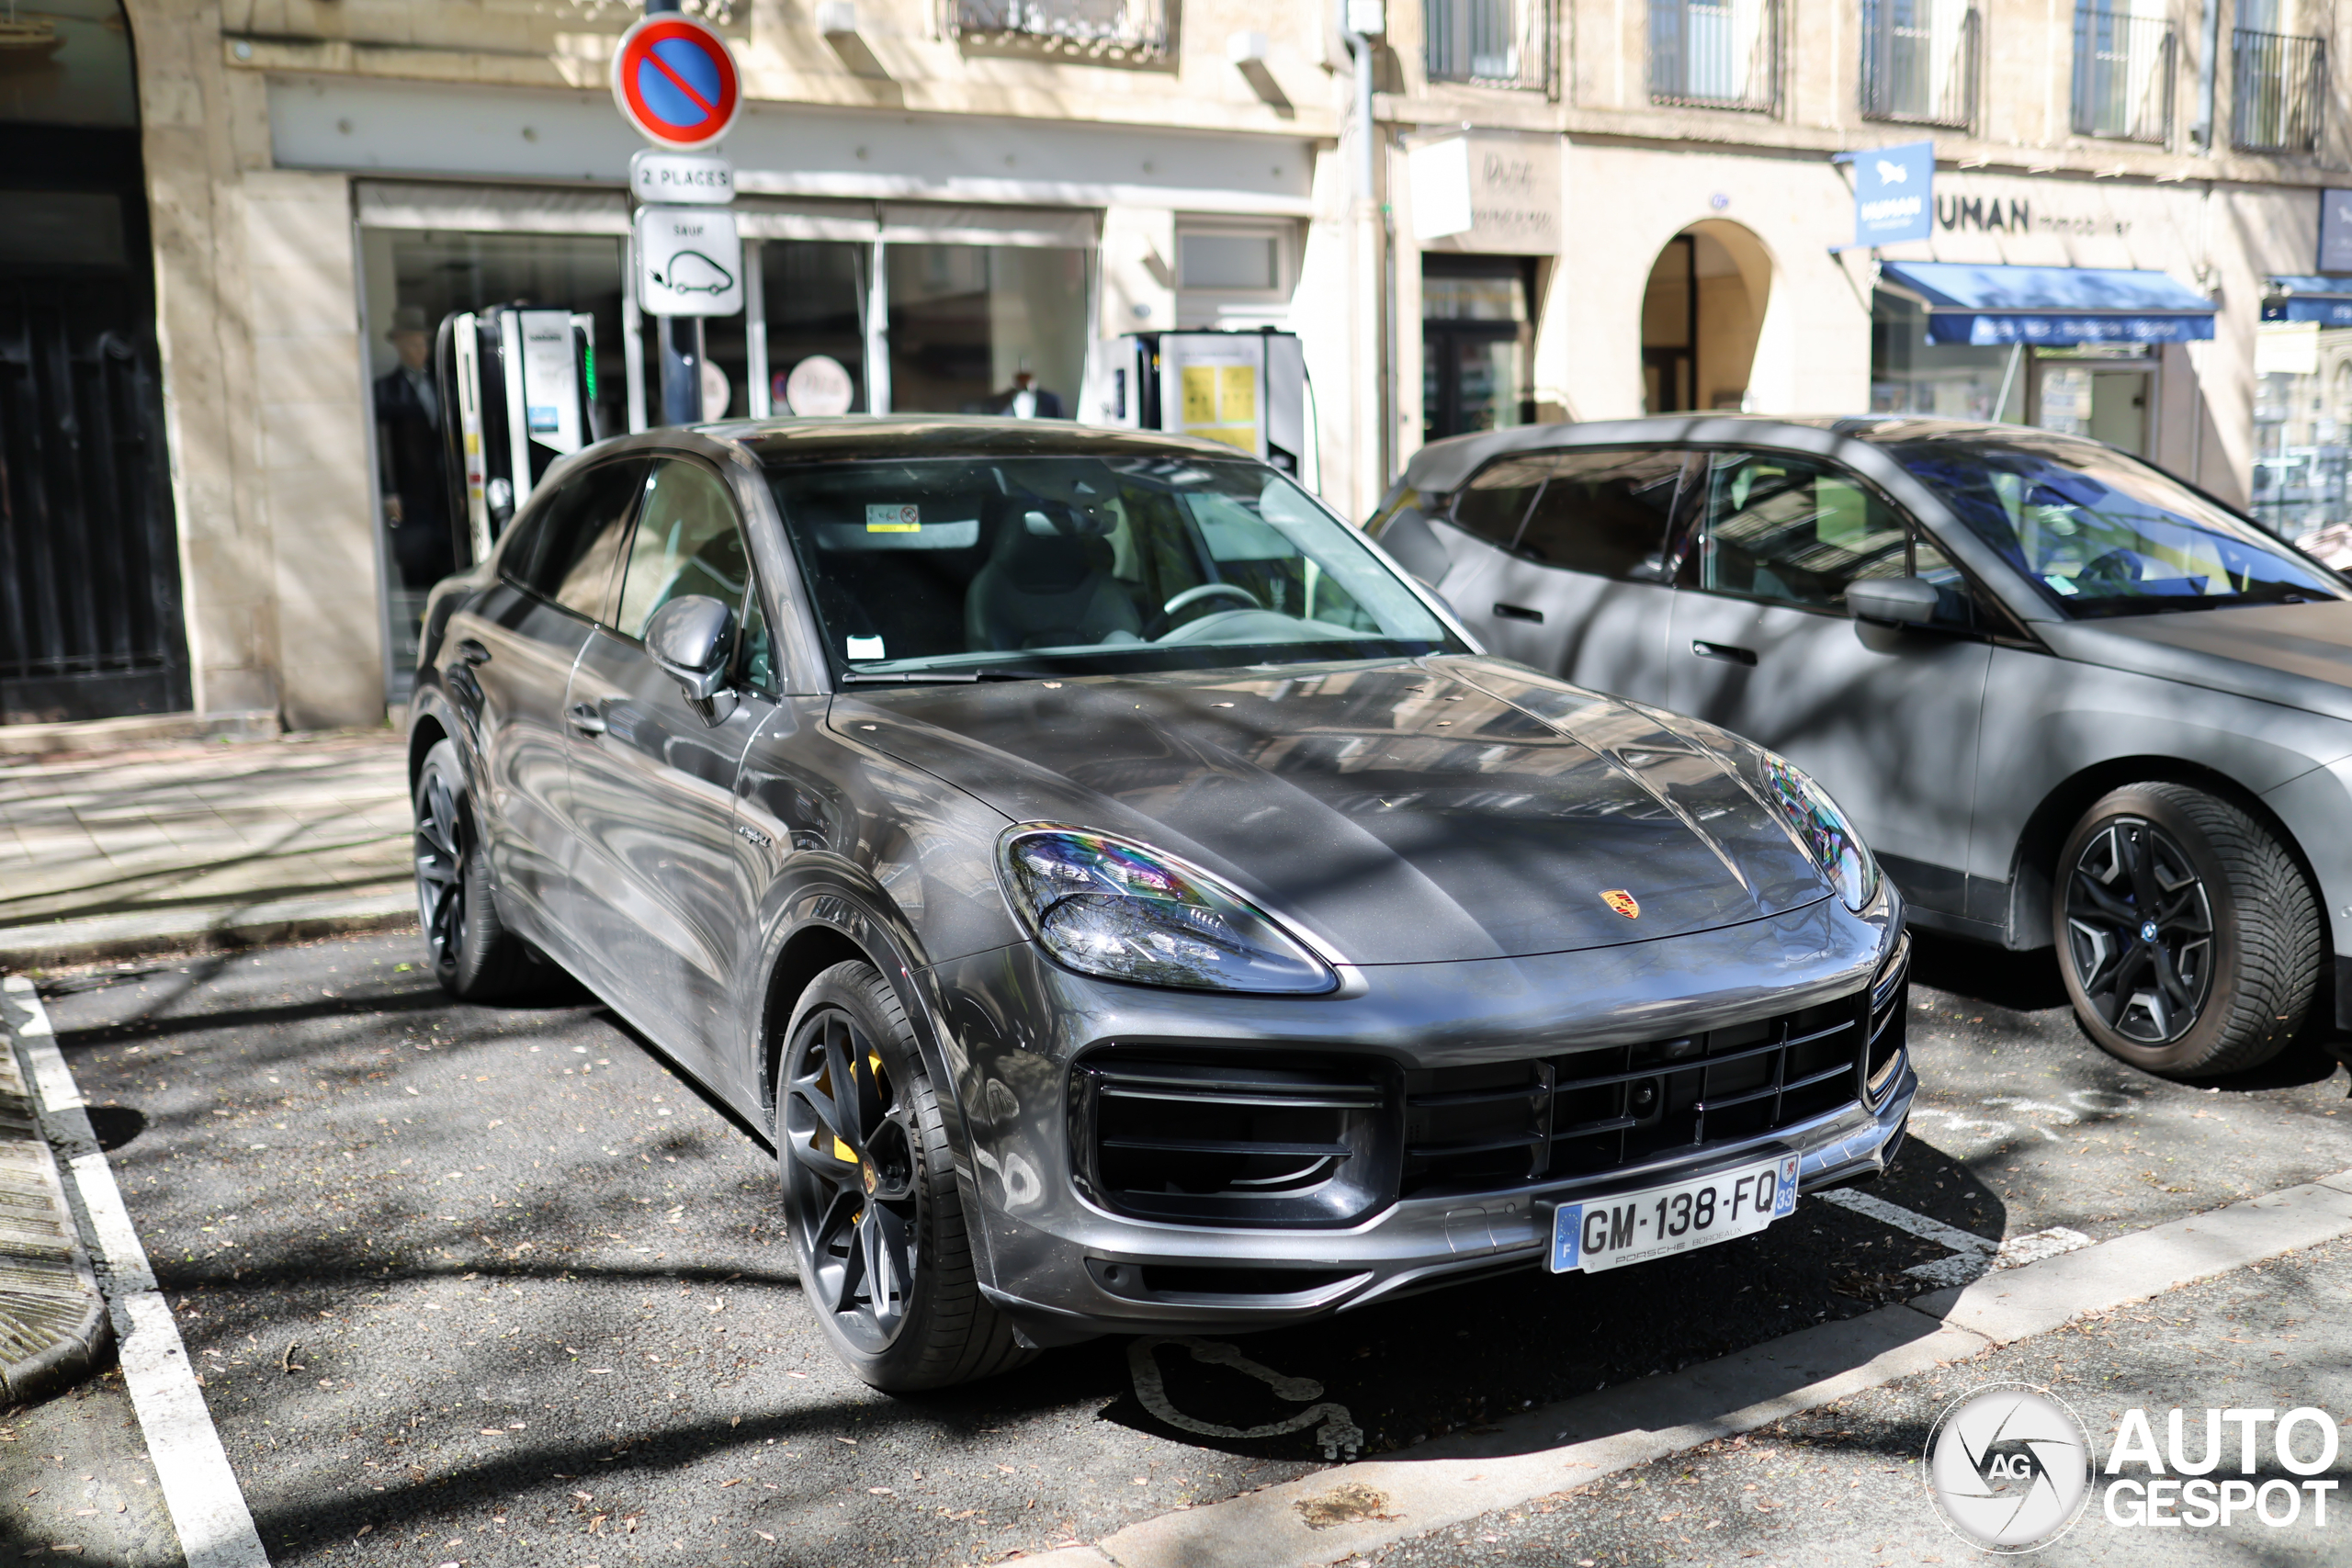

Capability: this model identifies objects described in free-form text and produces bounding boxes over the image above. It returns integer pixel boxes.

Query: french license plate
[1548,1155,1800,1274]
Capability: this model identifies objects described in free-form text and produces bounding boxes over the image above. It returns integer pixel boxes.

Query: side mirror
[643,594,736,701]
[1846,577,1938,626]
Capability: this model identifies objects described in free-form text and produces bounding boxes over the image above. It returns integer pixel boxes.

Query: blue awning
[2262,276,2352,324]
[1880,261,2216,346]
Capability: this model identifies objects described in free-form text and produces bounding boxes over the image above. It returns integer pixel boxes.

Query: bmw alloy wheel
[2063,815,2214,1046]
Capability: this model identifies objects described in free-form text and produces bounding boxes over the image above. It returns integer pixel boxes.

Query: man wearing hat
[374,305,454,587]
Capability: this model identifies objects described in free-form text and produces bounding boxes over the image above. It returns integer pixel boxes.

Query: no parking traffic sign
[611,13,741,150]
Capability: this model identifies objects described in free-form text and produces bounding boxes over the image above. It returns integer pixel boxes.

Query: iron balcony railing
[1426,0,1557,94]
[939,0,1167,58]
[2233,28,2327,152]
[1650,0,1780,111]
[2072,6,2177,143]
[1860,0,1979,127]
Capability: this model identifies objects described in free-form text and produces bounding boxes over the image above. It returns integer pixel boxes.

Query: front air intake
[1070,1048,1396,1226]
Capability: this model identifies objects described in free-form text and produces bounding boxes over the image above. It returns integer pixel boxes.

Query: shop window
[761,240,867,415]
[359,228,629,696]
[2254,320,2352,559]
[885,243,1088,418]
[1423,255,1534,442]
[1870,289,2023,422]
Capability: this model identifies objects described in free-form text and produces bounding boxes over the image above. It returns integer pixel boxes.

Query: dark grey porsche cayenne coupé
[408,417,1914,1391]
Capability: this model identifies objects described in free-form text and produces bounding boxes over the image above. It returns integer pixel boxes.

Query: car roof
[705,414,1265,468]
[1395,412,2092,493]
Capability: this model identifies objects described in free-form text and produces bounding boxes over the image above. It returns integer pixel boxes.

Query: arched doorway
[1639,222,1770,414]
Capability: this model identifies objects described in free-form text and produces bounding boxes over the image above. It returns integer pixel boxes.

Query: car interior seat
[963,497,1144,650]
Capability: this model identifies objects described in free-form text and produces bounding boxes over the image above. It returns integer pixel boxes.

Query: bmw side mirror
[1846,577,1938,626]
[644,594,736,702]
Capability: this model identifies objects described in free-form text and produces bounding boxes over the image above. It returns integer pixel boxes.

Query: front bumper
[924,894,1912,1346]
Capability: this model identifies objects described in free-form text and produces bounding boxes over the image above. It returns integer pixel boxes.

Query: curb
[0,981,112,1404]
[0,889,417,972]
[1023,1168,2352,1568]
[0,709,281,759]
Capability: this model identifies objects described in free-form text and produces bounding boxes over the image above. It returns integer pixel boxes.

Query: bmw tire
[2054,783,2319,1078]
[777,961,1034,1392]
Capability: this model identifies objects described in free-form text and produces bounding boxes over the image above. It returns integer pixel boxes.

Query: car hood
[2038,600,2352,727]
[831,657,1836,964]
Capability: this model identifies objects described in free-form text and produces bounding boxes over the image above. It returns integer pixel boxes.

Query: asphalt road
[4,927,2349,1567]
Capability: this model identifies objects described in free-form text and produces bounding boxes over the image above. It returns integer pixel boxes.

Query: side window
[1689,452,1906,611]
[615,460,752,641]
[1450,458,1545,547]
[738,589,778,694]
[503,458,647,619]
[1913,535,1990,632]
[1511,450,1686,580]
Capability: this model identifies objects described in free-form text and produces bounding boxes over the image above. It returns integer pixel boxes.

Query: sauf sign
[1839,140,1934,249]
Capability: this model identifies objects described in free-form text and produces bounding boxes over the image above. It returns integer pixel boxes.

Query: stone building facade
[3,0,2346,728]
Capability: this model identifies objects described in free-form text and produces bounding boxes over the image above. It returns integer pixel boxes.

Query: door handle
[1492,602,1544,624]
[456,638,492,667]
[1690,640,1758,667]
[567,701,607,737]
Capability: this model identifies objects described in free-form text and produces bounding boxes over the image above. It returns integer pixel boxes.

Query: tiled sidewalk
[0,731,413,968]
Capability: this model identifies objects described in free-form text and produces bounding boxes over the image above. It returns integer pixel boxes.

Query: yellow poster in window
[1218,365,1256,424]
[1181,366,1219,425]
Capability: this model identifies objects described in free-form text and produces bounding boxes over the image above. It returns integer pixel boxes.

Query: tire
[776,961,1035,1392]
[2053,782,2320,1078]
[413,739,539,1002]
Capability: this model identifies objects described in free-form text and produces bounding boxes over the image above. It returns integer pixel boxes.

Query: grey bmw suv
[1372,415,2352,1080]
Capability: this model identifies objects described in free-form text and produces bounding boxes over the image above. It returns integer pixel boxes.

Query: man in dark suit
[983,367,1064,420]
[374,305,455,587]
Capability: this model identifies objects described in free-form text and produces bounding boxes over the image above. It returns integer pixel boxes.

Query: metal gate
[0,280,188,725]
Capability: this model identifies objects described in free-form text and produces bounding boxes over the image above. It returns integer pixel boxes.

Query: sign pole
[613,0,742,425]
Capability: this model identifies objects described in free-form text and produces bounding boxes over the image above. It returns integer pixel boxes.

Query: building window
[1860,0,1978,128]
[2070,5,2177,143]
[2232,25,2326,152]
[1426,0,1554,92]
[941,0,1168,59]
[1175,221,1294,329]
[1424,255,1534,442]
[1649,0,1779,112]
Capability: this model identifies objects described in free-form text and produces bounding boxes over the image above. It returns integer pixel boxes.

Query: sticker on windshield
[866,503,921,533]
[846,636,886,660]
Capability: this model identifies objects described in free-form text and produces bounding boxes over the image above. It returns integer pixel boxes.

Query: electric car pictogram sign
[611,14,741,151]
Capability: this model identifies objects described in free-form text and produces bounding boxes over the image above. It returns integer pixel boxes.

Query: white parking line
[2,976,270,1568]
[1819,1184,2091,1286]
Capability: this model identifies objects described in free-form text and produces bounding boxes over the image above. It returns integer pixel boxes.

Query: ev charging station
[1089,330,1316,491]
[433,306,599,570]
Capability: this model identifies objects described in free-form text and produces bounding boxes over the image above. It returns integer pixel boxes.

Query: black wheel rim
[414,771,467,976]
[782,1008,921,1351]
[2064,817,2214,1046]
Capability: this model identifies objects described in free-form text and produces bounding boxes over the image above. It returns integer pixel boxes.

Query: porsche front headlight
[1758,758,1881,913]
[996,828,1336,994]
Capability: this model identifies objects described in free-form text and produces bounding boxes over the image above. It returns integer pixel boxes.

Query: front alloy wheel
[2053,783,2318,1078]
[2062,816,2213,1046]
[775,961,1034,1391]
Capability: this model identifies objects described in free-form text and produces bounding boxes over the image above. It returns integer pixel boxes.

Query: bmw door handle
[567,701,607,737]
[1690,640,1758,667]
[1492,603,1544,624]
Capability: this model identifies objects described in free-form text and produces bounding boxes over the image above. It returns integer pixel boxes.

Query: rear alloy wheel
[2054,783,2318,1077]
[413,739,537,1001]
[777,961,1033,1391]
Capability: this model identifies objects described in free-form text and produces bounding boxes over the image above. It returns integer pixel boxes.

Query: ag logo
[1924,1382,2094,1551]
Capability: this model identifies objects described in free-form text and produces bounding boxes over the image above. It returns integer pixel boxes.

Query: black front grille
[1072,974,1895,1225]
[1400,990,1873,1200]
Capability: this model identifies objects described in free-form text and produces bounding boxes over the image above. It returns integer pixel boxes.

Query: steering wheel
[1144,581,1261,639]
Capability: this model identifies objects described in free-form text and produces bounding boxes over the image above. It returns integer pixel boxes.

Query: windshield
[1883,434,2347,618]
[765,456,1464,676]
